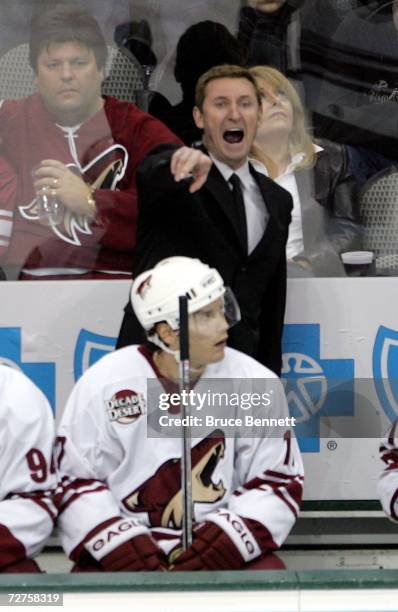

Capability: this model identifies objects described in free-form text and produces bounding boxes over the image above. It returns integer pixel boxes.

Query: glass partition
[0,0,395,279]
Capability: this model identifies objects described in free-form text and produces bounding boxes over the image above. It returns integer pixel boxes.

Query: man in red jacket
[0,5,181,279]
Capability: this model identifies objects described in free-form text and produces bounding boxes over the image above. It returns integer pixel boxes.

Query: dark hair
[195,64,262,110]
[175,21,244,98]
[29,5,107,72]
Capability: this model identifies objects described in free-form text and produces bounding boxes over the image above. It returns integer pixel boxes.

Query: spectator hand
[169,522,245,571]
[33,159,94,217]
[170,147,212,193]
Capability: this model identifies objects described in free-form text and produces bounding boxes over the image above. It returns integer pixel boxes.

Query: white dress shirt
[210,155,268,255]
[250,146,322,260]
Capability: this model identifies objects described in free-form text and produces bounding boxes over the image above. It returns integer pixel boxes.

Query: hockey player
[0,365,57,573]
[56,256,303,571]
[379,420,398,521]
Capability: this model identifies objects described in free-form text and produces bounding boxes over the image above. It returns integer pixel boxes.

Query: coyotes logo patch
[135,274,152,299]
[122,430,226,527]
[20,143,128,245]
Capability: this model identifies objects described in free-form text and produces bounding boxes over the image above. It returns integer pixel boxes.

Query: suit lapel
[204,162,247,256]
[249,164,275,219]
[200,149,281,258]
[248,164,278,258]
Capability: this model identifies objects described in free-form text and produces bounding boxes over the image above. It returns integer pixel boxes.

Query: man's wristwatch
[86,185,96,217]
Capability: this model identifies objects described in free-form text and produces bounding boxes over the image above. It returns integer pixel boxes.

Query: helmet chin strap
[148,334,203,373]
[148,333,180,363]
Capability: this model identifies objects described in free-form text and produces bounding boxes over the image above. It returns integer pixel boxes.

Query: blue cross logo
[74,329,116,381]
[0,328,55,413]
[282,324,355,452]
[373,325,398,422]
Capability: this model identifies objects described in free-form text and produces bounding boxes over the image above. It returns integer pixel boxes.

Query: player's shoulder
[0,364,52,422]
[63,346,151,421]
[0,363,44,393]
[75,345,148,384]
[214,347,280,379]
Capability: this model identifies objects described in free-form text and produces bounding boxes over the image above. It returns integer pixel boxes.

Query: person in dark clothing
[149,20,245,144]
[304,1,398,164]
[238,0,304,73]
[249,65,361,277]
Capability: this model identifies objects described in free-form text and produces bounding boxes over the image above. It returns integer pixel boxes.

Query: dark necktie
[229,173,248,253]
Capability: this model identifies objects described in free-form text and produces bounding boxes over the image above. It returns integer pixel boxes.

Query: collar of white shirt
[209,155,268,255]
[209,154,252,189]
[249,144,323,178]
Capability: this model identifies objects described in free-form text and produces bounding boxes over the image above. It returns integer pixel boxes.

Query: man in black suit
[117,65,292,375]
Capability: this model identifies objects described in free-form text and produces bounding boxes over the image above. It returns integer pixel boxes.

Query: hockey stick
[179,295,193,550]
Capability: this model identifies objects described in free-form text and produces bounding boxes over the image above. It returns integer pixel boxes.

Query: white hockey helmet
[131,256,240,345]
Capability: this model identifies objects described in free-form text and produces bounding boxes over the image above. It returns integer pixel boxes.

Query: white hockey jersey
[379,420,398,521]
[0,365,56,569]
[57,345,304,562]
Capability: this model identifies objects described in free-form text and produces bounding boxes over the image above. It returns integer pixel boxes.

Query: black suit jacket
[117,145,292,376]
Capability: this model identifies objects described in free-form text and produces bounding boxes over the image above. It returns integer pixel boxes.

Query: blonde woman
[250,65,361,276]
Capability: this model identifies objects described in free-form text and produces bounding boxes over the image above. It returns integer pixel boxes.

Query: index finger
[170,147,197,178]
[188,158,212,193]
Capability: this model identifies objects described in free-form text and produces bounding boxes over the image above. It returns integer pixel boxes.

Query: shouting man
[117,65,293,376]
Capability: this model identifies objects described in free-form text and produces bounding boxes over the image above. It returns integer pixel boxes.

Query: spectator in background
[0,5,181,280]
[238,1,398,186]
[238,0,304,74]
[249,66,361,277]
[305,0,398,185]
[149,20,245,144]
[114,19,157,68]
[0,365,56,573]
[113,18,171,117]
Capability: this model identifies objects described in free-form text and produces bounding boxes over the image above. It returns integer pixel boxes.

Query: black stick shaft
[179,295,192,549]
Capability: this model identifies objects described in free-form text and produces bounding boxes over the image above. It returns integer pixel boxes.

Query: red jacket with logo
[0,94,181,273]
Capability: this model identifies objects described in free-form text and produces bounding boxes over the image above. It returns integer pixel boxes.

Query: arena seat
[360,167,398,275]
